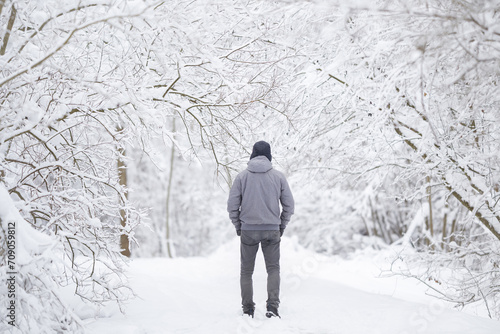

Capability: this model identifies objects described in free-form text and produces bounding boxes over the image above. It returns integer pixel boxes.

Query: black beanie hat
[250,141,272,161]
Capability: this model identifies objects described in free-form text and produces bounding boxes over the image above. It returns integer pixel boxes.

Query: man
[227,141,295,319]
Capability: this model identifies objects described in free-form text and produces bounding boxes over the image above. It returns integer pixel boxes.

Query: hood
[247,155,273,173]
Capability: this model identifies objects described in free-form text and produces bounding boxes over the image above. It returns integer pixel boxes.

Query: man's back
[227,155,294,231]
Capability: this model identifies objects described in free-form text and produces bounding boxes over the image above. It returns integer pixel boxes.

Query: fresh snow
[0,185,54,265]
[85,237,500,334]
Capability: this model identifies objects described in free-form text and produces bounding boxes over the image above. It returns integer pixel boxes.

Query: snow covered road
[85,238,500,334]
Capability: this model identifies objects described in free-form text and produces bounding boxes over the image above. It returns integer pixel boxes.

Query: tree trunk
[426,175,434,238]
[165,119,175,258]
[117,130,130,257]
[450,214,457,245]
[0,3,16,56]
[442,209,448,251]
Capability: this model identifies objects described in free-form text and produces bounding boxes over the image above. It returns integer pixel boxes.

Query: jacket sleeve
[227,175,242,230]
[279,176,294,228]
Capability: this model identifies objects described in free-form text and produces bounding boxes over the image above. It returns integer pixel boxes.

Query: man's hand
[280,228,284,237]
[236,229,241,236]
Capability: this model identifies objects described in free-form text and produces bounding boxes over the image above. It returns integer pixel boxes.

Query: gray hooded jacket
[227,156,295,231]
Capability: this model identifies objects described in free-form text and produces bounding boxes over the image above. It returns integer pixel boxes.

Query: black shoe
[265,306,280,318]
[243,308,254,318]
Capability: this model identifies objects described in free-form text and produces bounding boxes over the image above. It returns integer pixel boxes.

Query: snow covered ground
[85,237,500,334]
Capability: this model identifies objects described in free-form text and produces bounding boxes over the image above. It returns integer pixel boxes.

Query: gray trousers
[240,230,281,312]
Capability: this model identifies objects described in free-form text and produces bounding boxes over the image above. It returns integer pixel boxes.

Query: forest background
[0,0,499,333]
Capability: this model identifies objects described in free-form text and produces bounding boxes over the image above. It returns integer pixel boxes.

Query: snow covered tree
[0,0,314,330]
[114,0,323,257]
[0,1,156,332]
[277,0,500,317]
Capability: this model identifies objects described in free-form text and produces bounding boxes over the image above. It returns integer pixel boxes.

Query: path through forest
[85,238,500,334]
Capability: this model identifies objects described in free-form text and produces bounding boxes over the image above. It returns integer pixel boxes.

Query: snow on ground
[85,237,500,334]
